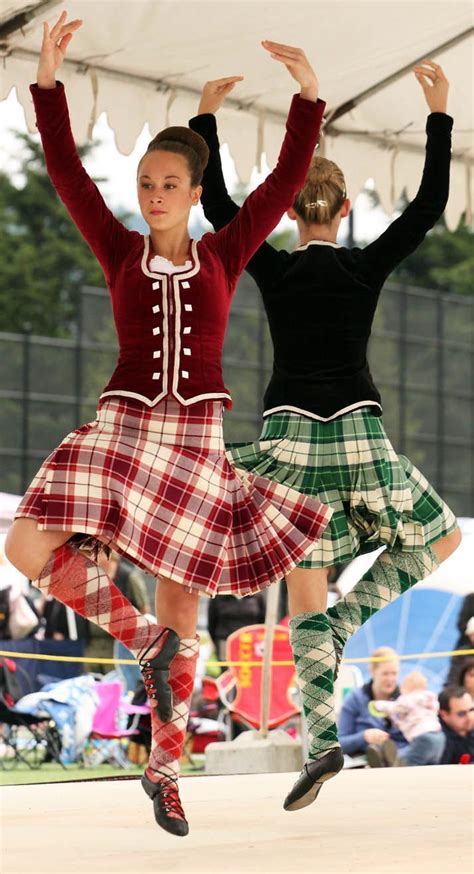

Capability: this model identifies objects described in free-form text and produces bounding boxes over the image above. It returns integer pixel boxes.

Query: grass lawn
[0,756,206,786]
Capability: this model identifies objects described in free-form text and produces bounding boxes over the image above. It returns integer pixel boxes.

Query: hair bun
[148,126,209,166]
[307,158,333,186]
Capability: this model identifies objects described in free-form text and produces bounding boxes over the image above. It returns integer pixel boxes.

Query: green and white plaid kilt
[226,409,457,568]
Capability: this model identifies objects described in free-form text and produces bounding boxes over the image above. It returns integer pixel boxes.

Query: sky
[0,86,390,241]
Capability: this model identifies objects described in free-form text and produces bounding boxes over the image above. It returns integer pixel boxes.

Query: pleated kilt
[227,408,457,568]
[15,397,332,596]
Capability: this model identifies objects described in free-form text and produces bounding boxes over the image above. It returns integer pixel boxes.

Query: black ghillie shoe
[142,772,189,836]
[283,747,344,811]
[138,628,180,722]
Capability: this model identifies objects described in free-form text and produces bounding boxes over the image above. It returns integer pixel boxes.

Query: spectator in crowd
[438,686,474,764]
[445,616,474,686]
[43,597,89,641]
[0,555,40,640]
[456,658,474,703]
[338,646,407,762]
[368,670,444,766]
[454,592,474,650]
[207,593,266,662]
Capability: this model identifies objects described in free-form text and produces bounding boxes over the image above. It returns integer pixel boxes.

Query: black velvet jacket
[190,111,453,421]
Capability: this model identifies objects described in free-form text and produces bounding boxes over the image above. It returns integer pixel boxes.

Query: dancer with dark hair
[190,58,461,810]
[5,14,331,835]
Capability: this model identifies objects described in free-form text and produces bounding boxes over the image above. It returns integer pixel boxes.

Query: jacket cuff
[426,112,453,134]
[30,80,65,99]
[287,94,326,129]
[189,112,217,137]
[30,81,67,125]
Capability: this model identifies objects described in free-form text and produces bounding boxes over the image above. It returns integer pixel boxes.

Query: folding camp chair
[79,681,150,768]
[89,681,149,741]
[0,697,64,770]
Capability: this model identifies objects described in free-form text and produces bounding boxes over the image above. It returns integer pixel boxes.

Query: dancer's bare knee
[432,526,462,564]
[4,519,72,580]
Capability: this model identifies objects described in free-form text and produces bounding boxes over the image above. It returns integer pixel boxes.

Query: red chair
[214,624,300,734]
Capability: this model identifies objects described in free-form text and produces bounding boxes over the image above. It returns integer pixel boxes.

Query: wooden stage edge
[1,765,473,874]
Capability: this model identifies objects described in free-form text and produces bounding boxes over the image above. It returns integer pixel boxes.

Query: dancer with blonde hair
[190,58,460,810]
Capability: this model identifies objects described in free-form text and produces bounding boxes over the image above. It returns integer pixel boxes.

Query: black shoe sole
[141,774,189,837]
[284,748,344,812]
[284,767,341,811]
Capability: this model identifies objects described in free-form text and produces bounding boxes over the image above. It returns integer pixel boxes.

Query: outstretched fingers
[261,39,318,97]
[198,75,244,114]
[212,76,245,87]
[413,59,448,85]
[47,10,82,45]
[412,58,449,113]
[262,40,304,58]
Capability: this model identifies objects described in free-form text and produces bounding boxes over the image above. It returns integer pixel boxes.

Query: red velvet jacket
[30,83,325,407]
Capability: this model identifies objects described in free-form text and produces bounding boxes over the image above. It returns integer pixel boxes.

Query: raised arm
[360,61,452,287]
[32,12,131,283]
[204,43,325,286]
[190,77,243,230]
[190,90,284,288]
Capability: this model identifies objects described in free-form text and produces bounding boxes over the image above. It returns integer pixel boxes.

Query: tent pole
[325,26,474,128]
[259,580,280,739]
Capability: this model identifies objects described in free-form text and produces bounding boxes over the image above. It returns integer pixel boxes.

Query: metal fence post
[436,296,445,494]
[399,289,407,454]
[20,325,31,493]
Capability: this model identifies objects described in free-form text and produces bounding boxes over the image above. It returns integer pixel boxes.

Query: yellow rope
[1,648,472,668]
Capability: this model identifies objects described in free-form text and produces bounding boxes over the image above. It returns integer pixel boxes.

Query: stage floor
[2,766,472,874]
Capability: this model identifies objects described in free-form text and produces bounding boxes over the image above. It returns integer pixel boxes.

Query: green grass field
[0,756,206,786]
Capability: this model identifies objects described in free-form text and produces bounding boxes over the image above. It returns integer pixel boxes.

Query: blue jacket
[338,681,407,756]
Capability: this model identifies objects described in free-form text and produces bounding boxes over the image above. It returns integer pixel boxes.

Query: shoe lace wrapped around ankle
[139,657,158,700]
[157,776,186,820]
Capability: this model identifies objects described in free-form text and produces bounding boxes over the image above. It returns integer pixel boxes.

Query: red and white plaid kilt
[15,397,332,596]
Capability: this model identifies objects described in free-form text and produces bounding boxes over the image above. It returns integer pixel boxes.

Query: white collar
[149,254,193,275]
[296,240,342,251]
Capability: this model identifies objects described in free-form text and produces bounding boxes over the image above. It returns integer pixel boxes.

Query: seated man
[338,646,407,764]
[438,685,474,764]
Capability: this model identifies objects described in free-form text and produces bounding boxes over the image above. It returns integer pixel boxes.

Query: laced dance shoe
[283,747,344,811]
[138,629,180,722]
[142,772,189,836]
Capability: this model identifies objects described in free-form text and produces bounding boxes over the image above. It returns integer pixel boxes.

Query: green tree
[390,219,473,296]
[0,132,130,337]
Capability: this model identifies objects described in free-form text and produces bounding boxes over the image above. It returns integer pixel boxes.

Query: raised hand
[37,10,83,89]
[198,76,244,115]
[261,41,318,102]
[413,60,449,114]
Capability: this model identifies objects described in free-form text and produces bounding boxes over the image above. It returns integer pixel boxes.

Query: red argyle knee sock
[146,636,199,781]
[35,542,165,658]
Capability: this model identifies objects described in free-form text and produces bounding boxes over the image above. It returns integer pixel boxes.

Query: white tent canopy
[0,0,473,228]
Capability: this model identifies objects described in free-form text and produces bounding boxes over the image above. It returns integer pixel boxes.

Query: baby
[370,671,444,766]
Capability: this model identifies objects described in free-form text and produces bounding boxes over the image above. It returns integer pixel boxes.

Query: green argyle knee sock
[289,612,339,760]
[327,546,440,660]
